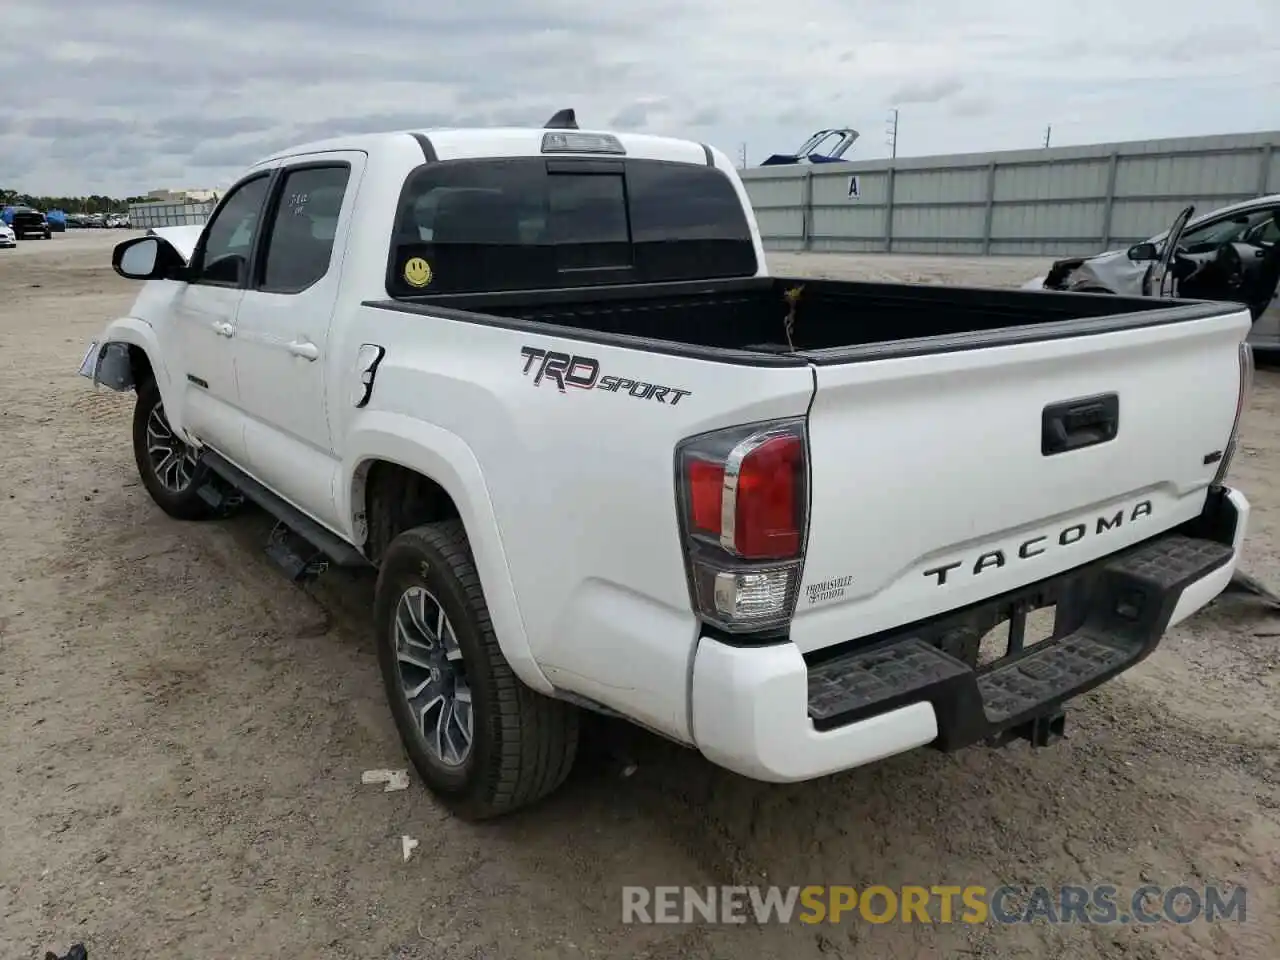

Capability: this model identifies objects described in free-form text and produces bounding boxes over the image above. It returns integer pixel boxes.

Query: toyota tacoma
[78,112,1254,818]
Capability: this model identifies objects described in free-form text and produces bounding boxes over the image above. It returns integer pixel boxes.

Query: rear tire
[374,520,579,819]
[132,379,219,521]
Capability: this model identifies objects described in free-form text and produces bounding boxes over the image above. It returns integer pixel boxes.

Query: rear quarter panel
[339,307,815,742]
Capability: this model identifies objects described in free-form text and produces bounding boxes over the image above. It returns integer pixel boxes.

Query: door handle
[1042,393,1120,456]
[288,339,319,361]
[211,321,234,338]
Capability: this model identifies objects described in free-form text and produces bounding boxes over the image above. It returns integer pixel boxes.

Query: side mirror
[111,235,185,280]
[1127,242,1159,262]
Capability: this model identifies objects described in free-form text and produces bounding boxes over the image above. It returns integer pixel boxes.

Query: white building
[145,188,218,204]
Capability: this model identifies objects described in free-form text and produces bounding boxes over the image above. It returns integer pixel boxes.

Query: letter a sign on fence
[847,175,861,200]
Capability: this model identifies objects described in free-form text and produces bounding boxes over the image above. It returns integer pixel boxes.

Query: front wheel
[374,521,579,819]
[131,380,218,520]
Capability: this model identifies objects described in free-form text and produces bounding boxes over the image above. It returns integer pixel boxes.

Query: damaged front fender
[79,340,135,391]
[1048,249,1147,295]
[79,317,168,392]
[1043,257,1088,290]
[77,317,186,437]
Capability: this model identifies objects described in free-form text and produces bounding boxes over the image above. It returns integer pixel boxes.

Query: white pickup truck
[80,113,1254,819]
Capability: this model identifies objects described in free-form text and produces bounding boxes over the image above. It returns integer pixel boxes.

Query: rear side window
[259,164,351,294]
[387,157,757,296]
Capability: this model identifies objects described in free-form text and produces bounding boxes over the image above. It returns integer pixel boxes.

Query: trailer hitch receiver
[988,709,1066,749]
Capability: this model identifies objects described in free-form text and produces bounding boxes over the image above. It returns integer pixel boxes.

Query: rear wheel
[374,520,579,819]
[132,379,218,520]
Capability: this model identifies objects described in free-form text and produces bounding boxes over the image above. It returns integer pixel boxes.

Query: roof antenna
[544,108,578,130]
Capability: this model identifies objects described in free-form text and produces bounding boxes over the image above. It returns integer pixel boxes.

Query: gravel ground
[1,233,1277,959]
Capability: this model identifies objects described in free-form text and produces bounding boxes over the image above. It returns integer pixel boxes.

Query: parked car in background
[0,222,15,248]
[47,210,67,232]
[1025,195,1280,350]
[3,205,52,239]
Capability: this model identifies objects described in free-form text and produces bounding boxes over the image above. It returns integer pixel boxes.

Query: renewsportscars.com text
[621,884,1247,925]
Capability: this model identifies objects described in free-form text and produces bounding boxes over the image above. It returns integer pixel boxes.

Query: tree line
[0,188,144,214]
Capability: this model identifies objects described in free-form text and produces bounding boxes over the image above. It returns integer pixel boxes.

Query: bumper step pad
[806,533,1233,749]
[809,639,968,723]
[977,631,1128,723]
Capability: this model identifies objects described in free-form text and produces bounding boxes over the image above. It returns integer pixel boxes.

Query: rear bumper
[690,485,1249,783]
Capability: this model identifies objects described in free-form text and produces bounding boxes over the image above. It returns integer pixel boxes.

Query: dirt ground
[1,233,1277,959]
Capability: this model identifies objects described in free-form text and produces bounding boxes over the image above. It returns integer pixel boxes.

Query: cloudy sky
[3,0,1279,196]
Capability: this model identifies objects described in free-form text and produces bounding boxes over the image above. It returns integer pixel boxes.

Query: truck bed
[379,276,1225,363]
[371,272,1249,658]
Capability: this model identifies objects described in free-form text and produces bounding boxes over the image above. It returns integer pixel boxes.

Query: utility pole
[1043,125,1052,149]
[738,142,748,169]
[886,108,899,159]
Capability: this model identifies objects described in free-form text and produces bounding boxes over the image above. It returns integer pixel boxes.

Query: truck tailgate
[791,306,1249,654]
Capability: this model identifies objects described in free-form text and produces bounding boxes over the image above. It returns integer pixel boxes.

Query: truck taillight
[1214,340,1254,486]
[677,419,808,634]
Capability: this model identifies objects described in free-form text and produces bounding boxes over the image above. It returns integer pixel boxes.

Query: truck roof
[253,126,718,169]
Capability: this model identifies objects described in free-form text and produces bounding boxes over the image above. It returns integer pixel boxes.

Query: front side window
[259,165,351,294]
[195,175,271,286]
[1180,209,1276,253]
[387,157,757,296]
[1243,210,1280,245]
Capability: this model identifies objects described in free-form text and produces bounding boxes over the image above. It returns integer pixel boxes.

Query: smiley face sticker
[403,256,433,288]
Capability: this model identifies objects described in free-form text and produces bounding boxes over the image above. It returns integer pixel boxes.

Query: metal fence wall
[128,200,215,228]
[741,130,1280,257]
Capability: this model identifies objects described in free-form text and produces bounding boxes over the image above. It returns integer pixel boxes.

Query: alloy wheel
[145,402,199,493]
[393,585,474,766]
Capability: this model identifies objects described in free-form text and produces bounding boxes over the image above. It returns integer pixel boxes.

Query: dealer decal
[519,346,692,405]
[806,575,852,605]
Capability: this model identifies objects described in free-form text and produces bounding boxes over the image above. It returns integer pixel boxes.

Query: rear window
[386,157,757,296]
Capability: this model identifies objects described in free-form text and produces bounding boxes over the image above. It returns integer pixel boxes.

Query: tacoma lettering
[923,500,1153,586]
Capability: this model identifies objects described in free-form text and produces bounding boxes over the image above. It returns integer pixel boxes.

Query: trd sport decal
[519,346,692,405]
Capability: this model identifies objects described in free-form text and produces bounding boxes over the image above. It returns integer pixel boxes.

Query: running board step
[195,477,245,515]
[200,449,369,568]
[265,521,331,583]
